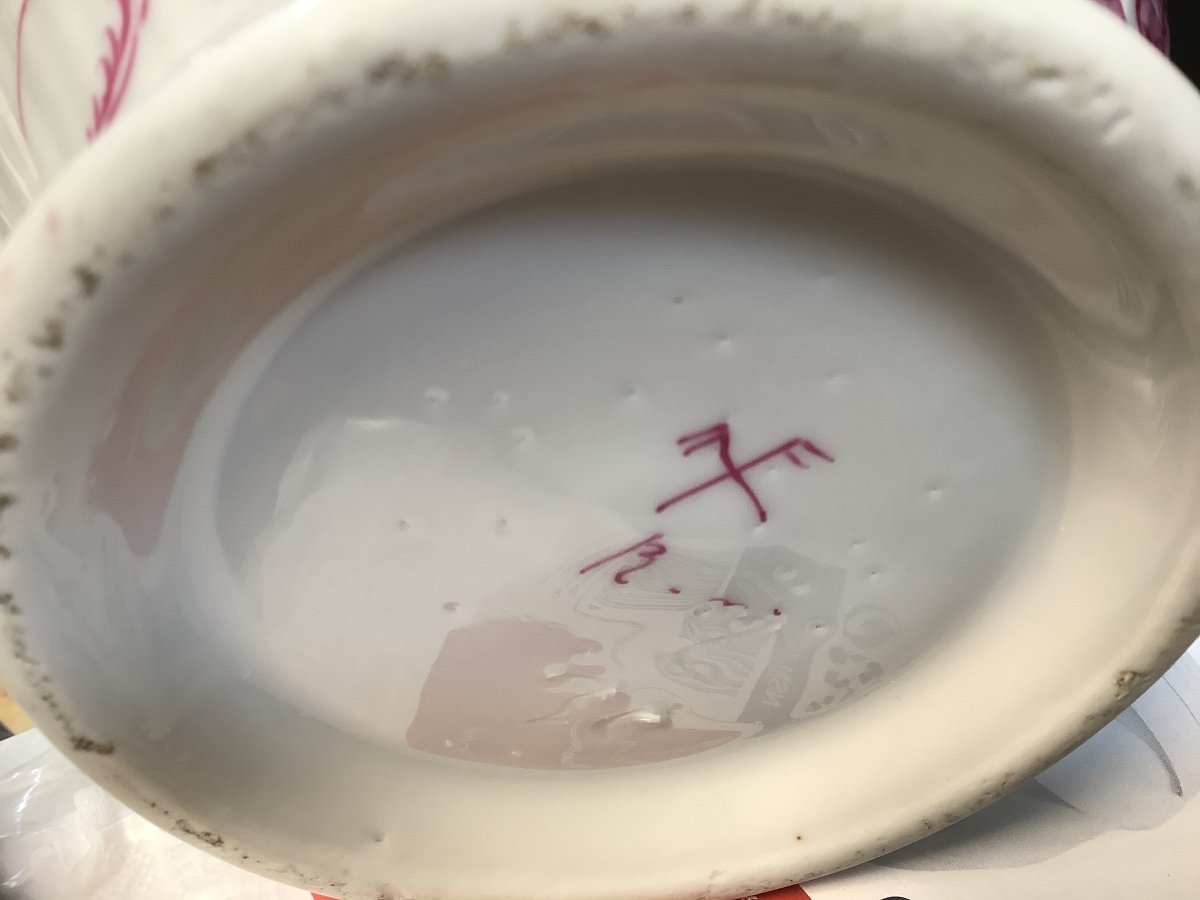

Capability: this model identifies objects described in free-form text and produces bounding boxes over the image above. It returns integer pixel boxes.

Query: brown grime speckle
[0,545,10,559]
[10,634,28,658]
[778,8,823,26]
[733,0,761,20]
[72,736,115,755]
[366,51,451,86]
[561,12,610,36]
[0,494,14,514]
[503,21,528,48]
[795,834,803,841]
[31,318,64,350]
[73,265,100,297]
[422,51,451,79]
[1179,174,1199,199]
[0,434,18,451]
[316,86,348,106]
[4,366,26,404]
[1115,669,1150,699]
[3,367,27,408]
[676,3,699,23]
[366,57,398,83]
[1027,63,1064,81]
[193,156,218,181]
[176,818,225,847]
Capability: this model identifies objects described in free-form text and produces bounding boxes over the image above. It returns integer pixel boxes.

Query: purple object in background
[1093,0,1170,53]
[1136,0,1170,54]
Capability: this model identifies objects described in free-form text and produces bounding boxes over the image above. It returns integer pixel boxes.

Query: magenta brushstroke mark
[1089,0,1170,53]
[86,0,150,141]
[1092,0,1128,18]
[15,0,31,135]
[1136,0,1169,54]
[579,533,670,585]
[655,422,833,524]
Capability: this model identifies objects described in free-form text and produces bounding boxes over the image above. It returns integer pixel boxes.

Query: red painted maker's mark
[668,587,682,594]
[86,0,151,141]
[655,422,833,523]
[580,533,669,584]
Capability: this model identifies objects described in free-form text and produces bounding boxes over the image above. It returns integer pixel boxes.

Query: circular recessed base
[180,168,1064,772]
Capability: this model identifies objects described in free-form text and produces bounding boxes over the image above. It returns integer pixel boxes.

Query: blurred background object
[1171,1,1196,77]
[0,683,31,738]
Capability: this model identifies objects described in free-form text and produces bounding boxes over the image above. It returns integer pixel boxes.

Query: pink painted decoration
[86,0,151,141]
[1091,0,1170,53]
[15,0,31,134]
[1093,0,1129,16]
[1136,0,1170,54]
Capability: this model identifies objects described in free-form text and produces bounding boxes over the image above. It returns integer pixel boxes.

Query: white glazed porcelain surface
[0,0,1170,232]
[0,1,1197,899]
[0,0,298,229]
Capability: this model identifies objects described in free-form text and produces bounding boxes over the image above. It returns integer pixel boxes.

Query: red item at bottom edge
[311,888,811,900]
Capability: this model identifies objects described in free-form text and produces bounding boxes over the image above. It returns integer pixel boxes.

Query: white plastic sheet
[0,731,308,900]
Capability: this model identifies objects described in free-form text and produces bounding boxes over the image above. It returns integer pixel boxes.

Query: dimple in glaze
[188,170,1063,775]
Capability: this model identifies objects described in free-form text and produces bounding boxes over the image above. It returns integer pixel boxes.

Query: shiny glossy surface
[0,2,1197,898]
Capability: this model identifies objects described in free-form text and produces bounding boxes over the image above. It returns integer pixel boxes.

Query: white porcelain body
[0,0,297,229]
[0,0,1170,232]
[0,1,1197,899]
